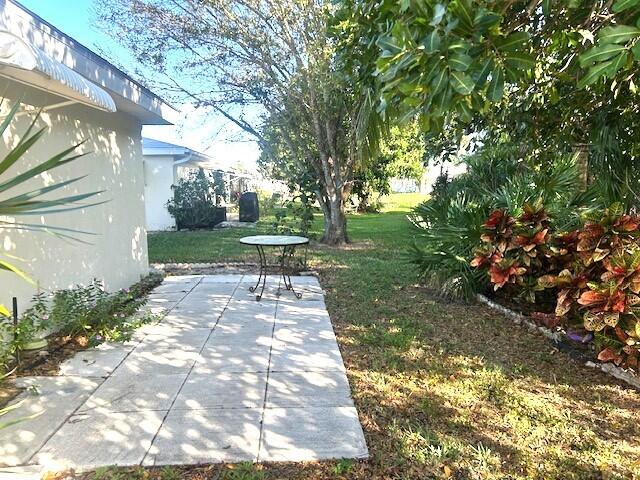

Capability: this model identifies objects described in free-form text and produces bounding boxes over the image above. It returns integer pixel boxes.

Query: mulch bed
[1,275,163,408]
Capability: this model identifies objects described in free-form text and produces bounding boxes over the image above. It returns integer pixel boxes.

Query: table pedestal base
[249,245,302,301]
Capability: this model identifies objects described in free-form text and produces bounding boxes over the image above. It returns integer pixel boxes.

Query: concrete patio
[0,275,367,473]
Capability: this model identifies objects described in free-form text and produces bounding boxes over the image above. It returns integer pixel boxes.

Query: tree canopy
[97,0,375,244]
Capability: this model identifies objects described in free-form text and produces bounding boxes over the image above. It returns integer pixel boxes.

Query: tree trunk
[573,143,589,191]
[320,194,348,245]
[357,190,370,213]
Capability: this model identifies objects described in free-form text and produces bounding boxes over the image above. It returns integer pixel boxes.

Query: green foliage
[0,274,162,374]
[352,121,426,212]
[158,467,182,480]
[335,0,535,131]
[92,465,148,480]
[12,292,49,352]
[409,145,590,299]
[222,462,265,480]
[333,458,356,475]
[271,193,316,238]
[167,168,225,230]
[337,2,640,217]
[474,201,640,370]
[52,274,162,342]
[578,1,640,88]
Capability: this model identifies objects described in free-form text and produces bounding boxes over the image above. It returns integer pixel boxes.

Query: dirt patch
[0,378,22,408]
[0,334,90,408]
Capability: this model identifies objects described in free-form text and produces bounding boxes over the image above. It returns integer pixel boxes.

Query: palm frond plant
[409,145,600,300]
[0,100,103,317]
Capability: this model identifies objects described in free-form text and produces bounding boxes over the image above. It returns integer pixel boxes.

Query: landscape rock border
[151,262,318,277]
[477,293,640,391]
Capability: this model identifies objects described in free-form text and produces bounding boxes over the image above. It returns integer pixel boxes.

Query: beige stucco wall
[0,85,149,314]
[144,155,176,231]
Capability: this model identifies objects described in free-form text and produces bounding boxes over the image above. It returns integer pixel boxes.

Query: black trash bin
[239,192,259,222]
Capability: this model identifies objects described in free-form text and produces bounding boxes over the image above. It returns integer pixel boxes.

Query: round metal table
[239,235,309,300]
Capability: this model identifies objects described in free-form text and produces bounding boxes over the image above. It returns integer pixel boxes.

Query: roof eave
[4,0,177,125]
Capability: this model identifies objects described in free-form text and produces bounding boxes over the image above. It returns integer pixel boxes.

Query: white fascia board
[0,0,177,125]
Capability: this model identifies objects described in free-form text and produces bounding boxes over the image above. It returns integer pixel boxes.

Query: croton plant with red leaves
[472,202,640,370]
[471,201,553,300]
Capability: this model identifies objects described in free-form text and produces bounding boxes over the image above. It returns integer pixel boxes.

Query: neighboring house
[142,137,235,231]
[0,0,176,312]
[390,160,468,194]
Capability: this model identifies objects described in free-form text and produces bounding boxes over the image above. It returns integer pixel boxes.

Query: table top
[240,235,309,246]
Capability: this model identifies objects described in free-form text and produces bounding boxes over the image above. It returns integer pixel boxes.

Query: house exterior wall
[0,90,149,314]
[143,156,176,231]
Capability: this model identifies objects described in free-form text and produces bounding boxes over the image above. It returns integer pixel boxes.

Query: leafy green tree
[335,0,536,132]
[96,0,375,245]
[337,0,640,207]
[380,122,426,183]
[578,0,640,89]
[352,121,426,211]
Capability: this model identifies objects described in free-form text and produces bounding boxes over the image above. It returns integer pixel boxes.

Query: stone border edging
[150,262,319,277]
[476,293,640,390]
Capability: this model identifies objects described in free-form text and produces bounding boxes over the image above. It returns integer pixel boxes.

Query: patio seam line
[160,276,203,314]
[25,276,203,466]
[255,277,282,463]
[140,277,242,466]
[20,376,107,467]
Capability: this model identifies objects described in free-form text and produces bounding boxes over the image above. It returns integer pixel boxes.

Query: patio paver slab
[269,339,345,372]
[173,372,267,410]
[0,377,101,467]
[259,406,368,461]
[148,292,189,302]
[114,347,200,375]
[58,346,130,377]
[200,274,244,283]
[265,370,354,408]
[195,344,271,373]
[143,408,262,466]
[135,327,211,351]
[36,410,165,471]
[7,274,367,471]
[78,373,187,413]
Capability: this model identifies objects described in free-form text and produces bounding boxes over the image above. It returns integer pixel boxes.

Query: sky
[18,0,260,172]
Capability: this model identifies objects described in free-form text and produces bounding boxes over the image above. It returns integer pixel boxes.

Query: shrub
[473,202,640,370]
[13,292,49,348]
[409,145,588,299]
[270,192,316,237]
[167,168,225,229]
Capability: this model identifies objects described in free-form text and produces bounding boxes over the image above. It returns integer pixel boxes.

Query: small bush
[270,192,316,237]
[409,146,590,299]
[167,168,226,229]
[473,202,640,370]
[0,273,162,373]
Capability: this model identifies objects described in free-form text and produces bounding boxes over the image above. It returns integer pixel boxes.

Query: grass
[97,193,640,479]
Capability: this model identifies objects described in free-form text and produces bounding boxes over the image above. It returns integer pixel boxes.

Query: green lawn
[148,192,426,264]
[142,193,640,480]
